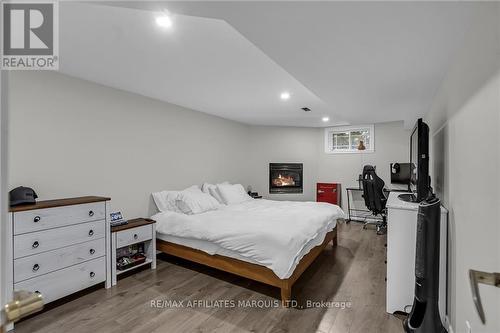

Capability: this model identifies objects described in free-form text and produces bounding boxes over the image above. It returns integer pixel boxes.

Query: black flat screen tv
[400,118,430,202]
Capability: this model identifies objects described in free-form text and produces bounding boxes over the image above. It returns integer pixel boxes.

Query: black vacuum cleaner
[403,195,447,333]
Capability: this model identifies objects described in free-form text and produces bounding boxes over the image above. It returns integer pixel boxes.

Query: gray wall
[246,126,320,202]
[247,121,410,210]
[424,3,500,332]
[7,71,251,218]
[317,121,410,209]
[8,71,409,217]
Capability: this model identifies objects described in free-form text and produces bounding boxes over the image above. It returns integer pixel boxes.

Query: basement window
[324,125,375,154]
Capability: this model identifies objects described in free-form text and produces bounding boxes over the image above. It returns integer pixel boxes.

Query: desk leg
[346,189,351,223]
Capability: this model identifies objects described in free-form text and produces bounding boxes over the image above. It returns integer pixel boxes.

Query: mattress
[156,218,337,279]
[152,199,344,279]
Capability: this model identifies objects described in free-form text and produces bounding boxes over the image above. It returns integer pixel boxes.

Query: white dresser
[5,196,111,323]
[386,192,448,323]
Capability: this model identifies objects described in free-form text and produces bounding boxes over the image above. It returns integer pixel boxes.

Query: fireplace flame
[272,174,296,187]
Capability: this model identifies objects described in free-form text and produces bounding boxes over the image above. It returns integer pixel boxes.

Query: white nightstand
[111,218,156,286]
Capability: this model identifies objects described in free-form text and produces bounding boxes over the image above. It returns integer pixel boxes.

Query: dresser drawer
[14,238,105,283]
[14,257,105,304]
[14,221,105,259]
[116,224,153,248]
[13,202,106,235]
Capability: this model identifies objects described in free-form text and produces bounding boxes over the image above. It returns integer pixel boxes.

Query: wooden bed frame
[156,226,337,306]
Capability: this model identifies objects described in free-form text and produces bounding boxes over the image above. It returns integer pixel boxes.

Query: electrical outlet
[465,320,472,333]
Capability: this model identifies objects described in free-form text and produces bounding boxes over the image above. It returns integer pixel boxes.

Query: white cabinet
[116,224,154,248]
[13,202,106,235]
[14,238,105,283]
[386,192,447,323]
[13,220,105,259]
[111,218,156,286]
[15,257,106,303]
[6,196,111,328]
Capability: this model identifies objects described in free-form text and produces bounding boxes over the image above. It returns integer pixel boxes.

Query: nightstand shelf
[111,218,156,286]
[116,258,153,275]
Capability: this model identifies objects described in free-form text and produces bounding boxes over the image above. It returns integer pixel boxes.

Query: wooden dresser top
[9,196,111,212]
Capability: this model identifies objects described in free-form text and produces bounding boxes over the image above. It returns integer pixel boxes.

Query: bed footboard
[156,225,337,307]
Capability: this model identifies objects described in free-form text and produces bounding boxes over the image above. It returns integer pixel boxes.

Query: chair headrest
[363,165,375,171]
[362,165,376,176]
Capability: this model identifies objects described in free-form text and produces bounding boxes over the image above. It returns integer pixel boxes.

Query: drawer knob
[32,264,40,272]
[134,234,138,240]
[88,230,94,237]
[32,241,39,249]
[89,248,95,255]
[90,271,95,278]
[88,210,94,217]
[33,216,41,223]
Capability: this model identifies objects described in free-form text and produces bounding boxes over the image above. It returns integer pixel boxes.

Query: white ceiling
[59,2,495,127]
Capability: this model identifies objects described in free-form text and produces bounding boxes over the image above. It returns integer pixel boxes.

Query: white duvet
[152,199,344,279]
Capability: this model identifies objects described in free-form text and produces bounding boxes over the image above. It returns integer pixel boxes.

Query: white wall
[8,71,409,218]
[246,126,320,202]
[424,3,500,332]
[7,71,251,218]
[317,121,410,209]
[247,121,409,210]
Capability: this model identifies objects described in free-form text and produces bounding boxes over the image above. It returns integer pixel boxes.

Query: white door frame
[0,65,3,329]
[0,66,9,328]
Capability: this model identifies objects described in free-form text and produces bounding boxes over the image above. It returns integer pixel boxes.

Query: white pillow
[152,185,199,213]
[176,187,221,214]
[217,183,253,205]
[201,183,214,194]
[202,182,229,204]
[208,187,224,204]
[152,190,182,213]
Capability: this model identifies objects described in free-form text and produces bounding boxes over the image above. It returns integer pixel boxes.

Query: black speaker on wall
[403,196,447,333]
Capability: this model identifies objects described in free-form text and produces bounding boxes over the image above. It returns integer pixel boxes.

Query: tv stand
[398,193,418,203]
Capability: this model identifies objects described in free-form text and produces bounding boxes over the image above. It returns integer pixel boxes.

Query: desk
[345,187,407,223]
[346,187,382,223]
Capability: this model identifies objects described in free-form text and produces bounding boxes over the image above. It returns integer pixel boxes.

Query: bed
[152,198,344,305]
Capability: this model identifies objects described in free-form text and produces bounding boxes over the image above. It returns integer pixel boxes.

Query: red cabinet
[316,183,341,205]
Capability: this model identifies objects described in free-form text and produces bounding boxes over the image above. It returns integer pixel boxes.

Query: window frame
[324,124,375,154]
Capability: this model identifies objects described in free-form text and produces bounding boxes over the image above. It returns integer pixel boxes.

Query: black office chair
[361,165,388,235]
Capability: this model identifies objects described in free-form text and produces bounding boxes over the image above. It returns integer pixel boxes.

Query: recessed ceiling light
[156,14,173,28]
[322,116,330,122]
[280,92,290,100]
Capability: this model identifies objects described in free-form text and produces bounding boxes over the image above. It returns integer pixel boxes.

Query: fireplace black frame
[269,163,303,194]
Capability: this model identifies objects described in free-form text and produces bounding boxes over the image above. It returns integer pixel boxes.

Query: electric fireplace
[269,163,303,193]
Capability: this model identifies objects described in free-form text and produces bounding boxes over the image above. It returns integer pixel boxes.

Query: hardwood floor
[15,222,405,333]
